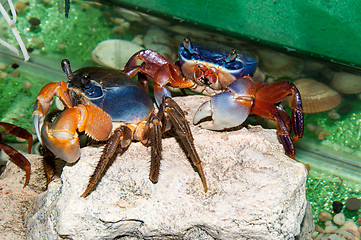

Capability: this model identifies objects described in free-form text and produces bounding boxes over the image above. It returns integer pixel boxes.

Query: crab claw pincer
[193,77,256,130]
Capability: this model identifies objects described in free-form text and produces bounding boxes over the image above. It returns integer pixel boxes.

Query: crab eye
[183,37,194,54]
[225,50,237,63]
[83,81,103,98]
[82,74,90,85]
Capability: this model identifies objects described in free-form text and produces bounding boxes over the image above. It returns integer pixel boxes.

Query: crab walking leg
[254,81,304,142]
[0,143,31,187]
[0,122,33,153]
[81,126,133,197]
[148,115,162,184]
[0,122,32,187]
[41,104,112,163]
[162,97,208,192]
[123,49,195,106]
[251,99,296,158]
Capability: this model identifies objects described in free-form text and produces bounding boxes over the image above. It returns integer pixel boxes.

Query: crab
[0,122,32,187]
[123,38,304,159]
[33,59,207,197]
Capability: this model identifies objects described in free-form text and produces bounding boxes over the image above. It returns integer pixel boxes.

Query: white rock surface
[0,154,45,240]
[25,96,310,240]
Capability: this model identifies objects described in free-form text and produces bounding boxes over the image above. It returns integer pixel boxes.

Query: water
[0,0,360,232]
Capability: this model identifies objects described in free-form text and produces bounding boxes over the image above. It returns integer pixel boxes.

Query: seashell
[292,78,341,113]
[256,49,304,78]
[332,71,361,94]
[91,39,144,70]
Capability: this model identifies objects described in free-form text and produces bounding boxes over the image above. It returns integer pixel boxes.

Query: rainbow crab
[33,59,207,197]
[123,38,304,158]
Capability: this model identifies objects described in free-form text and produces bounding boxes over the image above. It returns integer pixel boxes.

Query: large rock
[0,153,45,240]
[25,95,310,239]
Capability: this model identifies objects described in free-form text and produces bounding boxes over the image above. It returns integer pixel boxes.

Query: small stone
[324,220,333,226]
[315,224,325,233]
[28,17,41,27]
[23,81,31,89]
[324,224,338,233]
[0,62,5,69]
[328,109,340,120]
[318,211,332,221]
[357,217,361,226]
[346,197,361,211]
[0,72,7,78]
[332,201,343,213]
[333,213,345,225]
[10,71,19,78]
[15,1,27,11]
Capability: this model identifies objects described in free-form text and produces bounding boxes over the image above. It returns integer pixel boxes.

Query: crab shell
[68,67,154,123]
[178,41,258,95]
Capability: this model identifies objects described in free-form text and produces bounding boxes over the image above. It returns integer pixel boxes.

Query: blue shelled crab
[124,38,304,158]
[33,38,304,197]
[33,59,207,197]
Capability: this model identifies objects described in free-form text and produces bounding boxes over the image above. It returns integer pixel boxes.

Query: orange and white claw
[33,81,73,144]
[39,104,113,163]
[41,121,80,163]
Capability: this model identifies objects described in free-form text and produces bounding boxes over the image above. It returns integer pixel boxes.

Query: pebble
[328,109,341,120]
[324,224,338,233]
[306,123,323,134]
[0,72,7,78]
[23,81,32,89]
[332,201,343,213]
[332,71,361,94]
[15,1,27,11]
[28,17,41,27]
[315,224,325,233]
[10,71,19,78]
[333,213,346,225]
[318,211,333,221]
[357,217,361,226]
[346,197,361,211]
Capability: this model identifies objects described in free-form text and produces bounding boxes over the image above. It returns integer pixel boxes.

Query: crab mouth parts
[189,82,222,96]
[197,77,212,86]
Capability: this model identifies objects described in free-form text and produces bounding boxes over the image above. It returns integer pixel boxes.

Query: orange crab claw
[41,104,112,163]
[33,81,73,145]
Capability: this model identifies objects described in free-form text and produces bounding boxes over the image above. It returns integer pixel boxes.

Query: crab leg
[123,49,195,105]
[0,122,32,153]
[254,81,304,142]
[33,81,73,144]
[0,122,32,187]
[148,115,162,184]
[251,99,296,158]
[81,126,133,197]
[161,97,208,192]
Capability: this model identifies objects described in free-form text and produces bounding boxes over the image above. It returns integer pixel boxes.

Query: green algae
[4,0,117,63]
[303,99,361,151]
